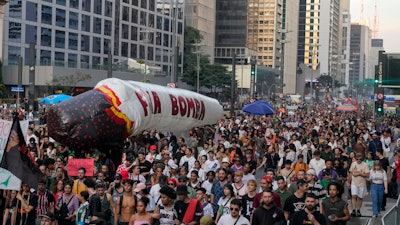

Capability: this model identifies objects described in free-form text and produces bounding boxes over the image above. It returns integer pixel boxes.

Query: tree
[47,72,92,95]
[316,74,341,90]
[181,26,231,94]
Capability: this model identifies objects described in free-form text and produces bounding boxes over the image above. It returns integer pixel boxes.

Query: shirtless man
[114,179,137,225]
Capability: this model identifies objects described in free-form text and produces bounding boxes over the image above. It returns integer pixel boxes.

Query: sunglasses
[168,183,175,186]
[178,180,186,182]
[230,207,240,212]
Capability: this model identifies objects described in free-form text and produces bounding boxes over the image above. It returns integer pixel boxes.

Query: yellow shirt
[72,179,87,195]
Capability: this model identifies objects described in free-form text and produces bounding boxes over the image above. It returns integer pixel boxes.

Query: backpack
[56,195,73,220]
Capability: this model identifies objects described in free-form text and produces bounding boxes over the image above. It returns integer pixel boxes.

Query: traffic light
[375,97,384,116]
[251,63,256,76]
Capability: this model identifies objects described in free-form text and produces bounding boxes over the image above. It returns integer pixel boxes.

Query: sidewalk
[345,192,398,225]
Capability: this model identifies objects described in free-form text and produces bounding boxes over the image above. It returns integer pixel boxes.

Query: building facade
[184,0,215,63]
[2,0,184,91]
[349,24,371,84]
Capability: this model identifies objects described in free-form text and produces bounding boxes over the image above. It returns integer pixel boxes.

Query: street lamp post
[193,43,204,93]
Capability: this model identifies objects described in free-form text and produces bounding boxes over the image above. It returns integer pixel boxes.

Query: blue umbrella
[40,94,73,105]
[242,100,275,115]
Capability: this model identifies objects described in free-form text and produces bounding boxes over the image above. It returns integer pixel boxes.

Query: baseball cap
[150,145,157,151]
[262,175,273,183]
[134,183,147,193]
[120,170,129,181]
[307,169,317,176]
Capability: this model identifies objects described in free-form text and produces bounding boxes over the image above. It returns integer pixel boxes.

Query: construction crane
[372,0,380,38]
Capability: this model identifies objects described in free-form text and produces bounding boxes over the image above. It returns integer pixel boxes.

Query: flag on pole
[0,117,42,188]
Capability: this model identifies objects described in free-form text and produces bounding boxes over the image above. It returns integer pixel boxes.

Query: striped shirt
[36,190,55,217]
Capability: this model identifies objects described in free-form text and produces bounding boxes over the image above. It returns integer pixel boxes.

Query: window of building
[40,50,51,65]
[82,0,91,12]
[81,35,90,52]
[41,5,52,25]
[131,8,138,23]
[93,37,101,53]
[70,0,79,9]
[8,46,20,65]
[141,0,147,9]
[9,1,22,19]
[68,53,77,67]
[164,18,169,32]
[69,12,78,29]
[56,0,66,6]
[92,56,101,66]
[56,9,66,27]
[148,13,154,27]
[81,55,89,68]
[8,22,21,43]
[104,20,112,36]
[81,15,91,32]
[94,0,102,15]
[55,52,65,66]
[140,11,147,26]
[130,44,137,58]
[132,0,138,6]
[105,1,112,17]
[26,2,37,22]
[25,25,37,44]
[163,33,169,47]
[41,28,52,47]
[130,26,138,41]
[55,30,65,48]
[93,17,102,34]
[69,32,78,50]
[104,39,110,54]
[156,32,161,45]
[121,42,128,57]
[156,16,162,29]
[123,6,129,21]
[122,24,129,39]
[147,46,154,60]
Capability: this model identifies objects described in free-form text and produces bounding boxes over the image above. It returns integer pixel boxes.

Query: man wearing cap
[39,212,55,225]
[114,179,137,225]
[175,185,203,225]
[36,179,55,225]
[253,175,281,209]
[177,176,196,199]
[368,132,383,159]
[153,186,177,225]
[348,153,370,217]
[108,173,124,208]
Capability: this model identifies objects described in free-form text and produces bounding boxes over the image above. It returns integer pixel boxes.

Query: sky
[350,0,400,52]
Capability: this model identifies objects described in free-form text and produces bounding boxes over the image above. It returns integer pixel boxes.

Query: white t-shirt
[309,158,326,175]
[232,183,247,199]
[242,173,256,184]
[204,159,220,173]
[179,155,196,171]
[217,197,233,216]
[201,180,214,195]
[217,215,250,225]
[150,184,162,205]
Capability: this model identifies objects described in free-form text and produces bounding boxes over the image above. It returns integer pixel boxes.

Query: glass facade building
[3,0,184,75]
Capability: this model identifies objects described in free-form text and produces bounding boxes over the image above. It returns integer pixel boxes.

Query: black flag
[0,117,41,188]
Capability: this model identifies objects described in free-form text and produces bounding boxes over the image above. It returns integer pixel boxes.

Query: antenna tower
[372,0,379,38]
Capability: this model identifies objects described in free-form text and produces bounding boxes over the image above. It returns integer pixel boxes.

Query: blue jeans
[371,183,384,215]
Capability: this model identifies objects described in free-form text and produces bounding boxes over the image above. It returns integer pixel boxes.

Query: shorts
[351,185,366,198]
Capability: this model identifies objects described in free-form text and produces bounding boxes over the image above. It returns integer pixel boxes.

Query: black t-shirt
[241,194,255,220]
[379,157,390,172]
[283,194,306,217]
[242,159,257,173]
[138,160,152,174]
[291,209,326,225]
[174,199,202,223]
[12,193,38,225]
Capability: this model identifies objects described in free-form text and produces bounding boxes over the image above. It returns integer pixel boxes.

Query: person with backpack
[174,185,203,225]
[56,181,79,225]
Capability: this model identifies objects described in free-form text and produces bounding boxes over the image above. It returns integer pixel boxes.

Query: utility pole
[28,43,35,110]
[107,49,112,78]
[230,54,236,117]
[17,56,22,107]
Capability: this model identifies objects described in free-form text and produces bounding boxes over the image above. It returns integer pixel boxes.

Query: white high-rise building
[2,0,184,94]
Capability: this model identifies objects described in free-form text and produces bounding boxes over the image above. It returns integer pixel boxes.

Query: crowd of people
[1,101,400,225]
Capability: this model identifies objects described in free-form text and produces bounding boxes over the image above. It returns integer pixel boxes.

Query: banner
[0,119,29,163]
[67,158,94,177]
[47,78,224,150]
[0,117,41,188]
[0,168,22,190]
